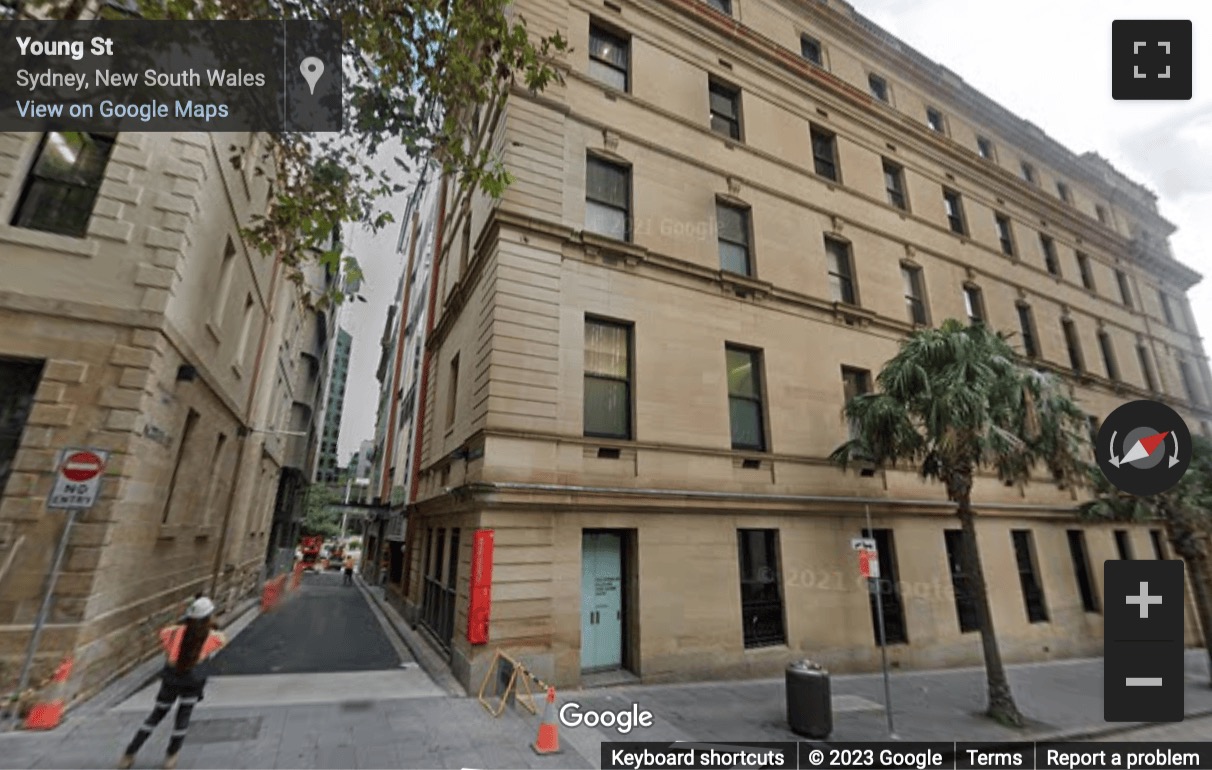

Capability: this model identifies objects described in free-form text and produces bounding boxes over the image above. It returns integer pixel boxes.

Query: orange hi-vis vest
[158,625,227,666]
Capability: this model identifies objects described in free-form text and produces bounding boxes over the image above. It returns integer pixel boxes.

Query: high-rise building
[318,328,352,483]
[383,0,1211,692]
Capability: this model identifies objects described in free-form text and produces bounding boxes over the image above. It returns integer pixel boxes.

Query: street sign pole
[6,508,77,731]
[865,504,897,739]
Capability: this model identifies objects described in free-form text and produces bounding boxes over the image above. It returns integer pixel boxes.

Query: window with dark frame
[12,131,116,237]
[1062,318,1084,372]
[1040,235,1060,276]
[995,214,1015,256]
[1021,161,1037,184]
[703,0,731,14]
[825,236,856,305]
[1012,530,1049,623]
[1066,530,1100,613]
[1150,529,1167,560]
[726,345,766,451]
[588,23,629,91]
[944,530,979,633]
[1178,357,1201,404]
[716,201,751,276]
[1017,303,1039,358]
[584,318,632,440]
[1117,270,1133,308]
[800,34,822,66]
[868,73,889,102]
[709,79,741,140]
[841,366,870,439]
[445,355,459,429]
[1137,343,1157,392]
[883,160,907,210]
[1114,530,1134,560]
[963,284,985,325]
[863,528,908,645]
[901,264,927,325]
[1159,291,1175,326]
[1096,205,1109,225]
[976,136,994,159]
[1057,181,1072,204]
[810,126,838,181]
[1099,330,1119,381]
[943,189,966,235]
[1077,252,1095,291]
[585,154,631,242]
[736,529,786,648]
[926,107,944,133]
[0,358,44,499]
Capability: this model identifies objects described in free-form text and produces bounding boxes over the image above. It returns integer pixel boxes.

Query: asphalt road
[206,570,406,675]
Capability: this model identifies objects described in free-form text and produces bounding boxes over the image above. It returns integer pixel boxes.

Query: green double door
[580,531,624,672]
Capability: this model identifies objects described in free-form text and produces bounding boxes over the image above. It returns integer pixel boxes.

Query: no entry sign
[47,448,109,510]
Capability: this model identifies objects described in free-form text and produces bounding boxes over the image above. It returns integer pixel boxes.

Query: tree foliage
[30,0,568,301]
[302,485,342,537]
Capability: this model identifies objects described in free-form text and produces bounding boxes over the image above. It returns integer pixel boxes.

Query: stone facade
[380,0,1212,692]
[0,130,328,706]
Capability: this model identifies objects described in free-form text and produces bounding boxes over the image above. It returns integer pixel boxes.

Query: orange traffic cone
[24,656,73,730]
[532,686,561,754]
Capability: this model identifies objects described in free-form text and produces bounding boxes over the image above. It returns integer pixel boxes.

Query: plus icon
[1113,20,1192,100]
[1126,581,1163,618]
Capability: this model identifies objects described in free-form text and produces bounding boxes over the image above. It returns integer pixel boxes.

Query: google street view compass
[1096,399,1191,496]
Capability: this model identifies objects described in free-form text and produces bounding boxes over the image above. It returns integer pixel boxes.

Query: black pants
[124,671,204,757]
[343,569,352,585]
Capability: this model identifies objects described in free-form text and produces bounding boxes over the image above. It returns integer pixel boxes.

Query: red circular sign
[61,451,104,482]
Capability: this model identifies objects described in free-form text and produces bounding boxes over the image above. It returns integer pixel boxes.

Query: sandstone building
[373,0,1212,692]
[0,130,332,704]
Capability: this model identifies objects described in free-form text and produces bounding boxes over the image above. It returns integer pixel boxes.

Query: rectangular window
[995,214,1015,256]
[737,529,786,648]
[963,285,985,325]
[1117,270,1133,308]
[585,155,630,241]
[709,80,741,140]
[162,408,200,524]
[926,107,944,133]
[588,23,629,91]
[1159,291,1175,326]
[901,264,927,325]
[841,366,870,439]
[1096,205,1109,225]
[976,136,994,159]
[704,0,731,14]
[1150,530,1167,560]
[825,237,856,305]
[212,238,237,326]
[800,34,822,66]
[810,126,838,181]
[445,354,460,429]
[1062,319,1084,372]
[0,358,44,498]
[1017,304,1039,358]
[12,131,116,237]
[1041,235,1060,276]
[716,202,751,276]
[1012,530,1049,623]
[1137,344,1157,391]
[726,345,765,451]
[584,318,632,439]
[863,528,908,645]
[1077,252,1095,291]
[1178,357,1201,404]
[944,530,979,633]
[1066,530,1100,613]
[943,189,966,235]
[1099,331,1119,381]
[883,160,907,210]
[1115,530,1134,560]
[1021,161,1037,184]
[868,73,889,103]
[1057,181,1072,204]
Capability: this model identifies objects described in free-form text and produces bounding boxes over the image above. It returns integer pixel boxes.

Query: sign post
[856,505,897,738]
[6,448,107,731]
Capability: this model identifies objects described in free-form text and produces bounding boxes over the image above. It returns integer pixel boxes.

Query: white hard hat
[185,597,215,620]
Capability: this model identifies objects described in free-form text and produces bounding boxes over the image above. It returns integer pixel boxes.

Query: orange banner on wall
[467,529,494,645]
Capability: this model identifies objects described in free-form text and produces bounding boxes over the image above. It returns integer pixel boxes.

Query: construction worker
[118,596,227,770]
[343,554,355,586]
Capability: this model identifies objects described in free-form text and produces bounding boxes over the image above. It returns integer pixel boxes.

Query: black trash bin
[786,660,832,738]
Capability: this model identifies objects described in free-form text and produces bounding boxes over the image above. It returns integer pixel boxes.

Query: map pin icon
[300,57,324,95]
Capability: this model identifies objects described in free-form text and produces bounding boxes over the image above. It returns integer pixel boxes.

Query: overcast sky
[333,0,1212,460]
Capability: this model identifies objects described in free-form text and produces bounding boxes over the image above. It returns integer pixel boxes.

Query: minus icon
[1126,677,1163,686]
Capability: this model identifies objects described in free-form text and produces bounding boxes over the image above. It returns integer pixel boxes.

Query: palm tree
[830,319,1090,726]
[1080,435,1212,683]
